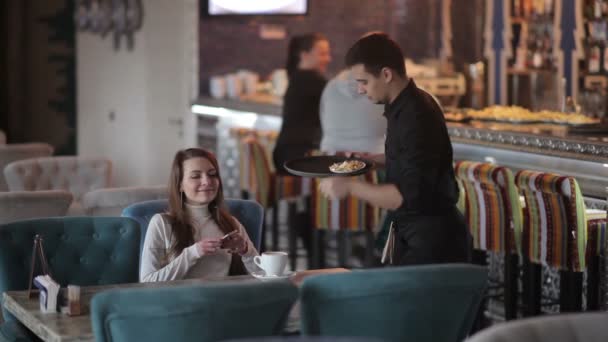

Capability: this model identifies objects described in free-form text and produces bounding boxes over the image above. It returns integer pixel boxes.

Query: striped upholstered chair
[515,170,606,313]
[232,128,257,199]
[242,137,311,267]
[585,219,607,310]
[233,128,280,200]
[454,161,523,320]
[310,169,381,269]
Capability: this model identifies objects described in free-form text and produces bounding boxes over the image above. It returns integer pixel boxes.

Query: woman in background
[140,148,258,282]
[273,32,331,173]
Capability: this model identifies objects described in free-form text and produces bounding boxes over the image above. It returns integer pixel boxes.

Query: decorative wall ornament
[554,0,585,100]
[438,0,453,61]
[484,0,512,105]
[74,0,143,50]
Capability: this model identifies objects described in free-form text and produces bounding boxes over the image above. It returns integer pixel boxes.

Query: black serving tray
[284,156,374,178]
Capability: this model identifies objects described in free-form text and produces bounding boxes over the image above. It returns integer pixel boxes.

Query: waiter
[319,33,471,265]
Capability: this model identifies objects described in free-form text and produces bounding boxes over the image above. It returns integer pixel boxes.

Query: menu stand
[27,235,52,299]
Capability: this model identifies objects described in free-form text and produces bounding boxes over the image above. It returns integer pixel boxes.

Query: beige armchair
[0,190,73,224]
[0,143,54,191]
[82,185,168,216]
[3,156,112,215]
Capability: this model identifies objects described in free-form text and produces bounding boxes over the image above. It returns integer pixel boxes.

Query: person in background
[270,33,330,268]
[319,33,471,266]
[273,32,331,173]
[140,148,258,282]
[320,69,386,154]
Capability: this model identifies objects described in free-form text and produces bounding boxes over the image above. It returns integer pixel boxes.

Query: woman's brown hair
[286,32,327,79]
[166,148,238,258]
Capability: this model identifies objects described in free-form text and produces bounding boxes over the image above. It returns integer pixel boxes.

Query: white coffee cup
[225,73,243,99]
[254,251,287,276]
[270,69,288,97]
[237,70,260,95]
[209,76,226,99]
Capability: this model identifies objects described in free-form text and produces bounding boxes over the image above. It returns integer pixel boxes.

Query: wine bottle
[589,45,601,73]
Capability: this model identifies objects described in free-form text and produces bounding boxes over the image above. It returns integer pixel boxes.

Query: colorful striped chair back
[515,170,587,271]
[586,219,607,261]
[245,138,275,208]
[456,178,466,214]
[455,161,522,254]
[257,130,278,172]
[232,128,257,194]
[243,138,310,208]
[311,171,381,232]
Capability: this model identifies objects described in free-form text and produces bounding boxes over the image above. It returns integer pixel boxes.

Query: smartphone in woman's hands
[220,230,238,248]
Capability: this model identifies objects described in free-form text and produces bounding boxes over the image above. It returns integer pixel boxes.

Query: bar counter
[448,120,608,162]
[192,97,608,202]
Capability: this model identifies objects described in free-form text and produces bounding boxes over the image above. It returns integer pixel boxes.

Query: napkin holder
[65,285,81,316]
[33,275,59,313]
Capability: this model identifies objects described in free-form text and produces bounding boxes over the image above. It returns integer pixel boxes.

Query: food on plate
[329,160,366,173]
[443,112,468,122]
[464,106,600,125]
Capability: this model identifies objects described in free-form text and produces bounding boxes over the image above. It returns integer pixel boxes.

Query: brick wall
[199,0,484,95]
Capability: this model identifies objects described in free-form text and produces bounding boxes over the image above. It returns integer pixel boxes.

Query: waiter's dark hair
[285,32,327,79]
[345,33,406,78]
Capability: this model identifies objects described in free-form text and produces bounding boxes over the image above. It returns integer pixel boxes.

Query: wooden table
[2,268,348,342]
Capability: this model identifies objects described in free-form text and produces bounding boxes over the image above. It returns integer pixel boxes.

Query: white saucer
[251,270,295,281]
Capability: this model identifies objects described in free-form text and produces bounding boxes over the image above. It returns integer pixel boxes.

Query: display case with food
[465,105,601,126]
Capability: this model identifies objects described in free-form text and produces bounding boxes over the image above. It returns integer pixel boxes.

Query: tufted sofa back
[0,190,73,224]
[0,143,54,191]
[91,281,298,342]
[0,217,140,320]
[3,156,112,202]
[300,264,487,341]
[122,199,264,254]
[82,186,168,217]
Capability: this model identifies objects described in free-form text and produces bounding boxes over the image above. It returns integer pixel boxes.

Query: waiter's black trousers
[393,207,472,266]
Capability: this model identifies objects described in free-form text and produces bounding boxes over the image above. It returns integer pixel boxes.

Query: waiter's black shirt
[384,79,459,222]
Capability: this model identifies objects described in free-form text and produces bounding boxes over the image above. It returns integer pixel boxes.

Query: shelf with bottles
[511,16,554,25]
[584,19,608,42]
[584,0,608,20]
[581,42,608,75]
[511,0,555,20]
[509,0,556,72]
[582,1,608,76]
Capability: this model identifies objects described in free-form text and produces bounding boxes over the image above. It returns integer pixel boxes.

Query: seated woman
[140,148,258,282]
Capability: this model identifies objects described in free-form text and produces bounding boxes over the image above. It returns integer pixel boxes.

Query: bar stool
[232,127,256,199]
[585,219,607,310]
[310,170,381,269]
[454,161,523,321]
[243,138,311,268]
[515,170,606,314]
[232,127,282,200]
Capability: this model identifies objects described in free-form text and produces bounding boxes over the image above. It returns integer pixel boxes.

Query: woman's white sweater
[139,203,258,282]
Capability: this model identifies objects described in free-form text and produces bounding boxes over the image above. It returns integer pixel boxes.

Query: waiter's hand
[319,177,353,200]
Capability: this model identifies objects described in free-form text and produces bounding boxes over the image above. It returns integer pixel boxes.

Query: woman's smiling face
[180,157,219,205]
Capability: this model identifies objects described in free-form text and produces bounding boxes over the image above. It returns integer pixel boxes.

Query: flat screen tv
[205,0,308,16]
